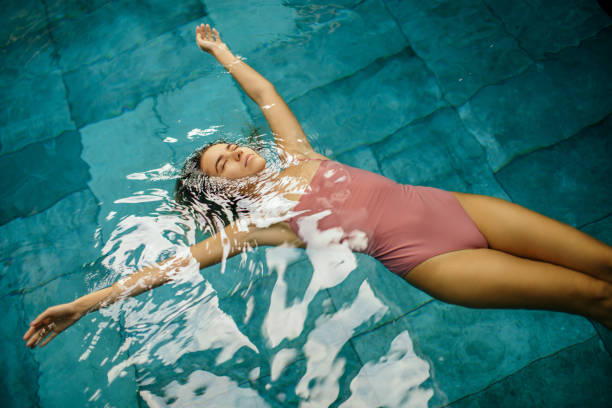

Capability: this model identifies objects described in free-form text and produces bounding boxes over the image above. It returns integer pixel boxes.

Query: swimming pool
[2,0,612,406]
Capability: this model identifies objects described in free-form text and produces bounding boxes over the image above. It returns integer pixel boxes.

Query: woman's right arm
[196,24,327,161]
[23,221,302,348]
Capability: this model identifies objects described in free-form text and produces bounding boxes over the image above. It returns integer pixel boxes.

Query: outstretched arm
[196,23,326,161]
[23,221,302,348]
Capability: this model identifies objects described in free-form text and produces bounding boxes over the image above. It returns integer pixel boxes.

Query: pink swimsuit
[287,160,488,277]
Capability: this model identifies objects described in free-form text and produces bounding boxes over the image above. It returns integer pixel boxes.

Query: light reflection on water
[81,136,434,407]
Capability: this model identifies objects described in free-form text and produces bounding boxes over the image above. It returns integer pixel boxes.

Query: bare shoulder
[247,222,305,248]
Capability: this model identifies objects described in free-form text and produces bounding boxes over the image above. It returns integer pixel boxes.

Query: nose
[231,149,242,161]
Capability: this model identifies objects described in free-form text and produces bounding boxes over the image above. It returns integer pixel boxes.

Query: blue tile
[0,27,74,154]
[44,0,111,22]
[385,0,533,106]
[372,107,508,197]
[0,294,38,408]
[22,269,138,407]
[496,114,612,227]
[0,69,74,154]
[0,130,90,225]
[155,74,253,162]
[405,300,595,404]
[50,0,206,71]
[459,28,612,170]
[0,0,47,48]
[287,48,445,156]
[80,97,174,237]
[205,0,298,58]
[138,369,268,407]
[583,215,612,246]
[348,317,441,407]
[336,146,382,174]
[231,0,407,105]
[484,0,611,59]
[63,20,210,128]
[326,254,432,326]
[0,190,99,297]
[448,336,612,408]
[252,282,382,406]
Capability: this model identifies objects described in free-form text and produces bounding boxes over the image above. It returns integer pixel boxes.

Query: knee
[588,280,612,322]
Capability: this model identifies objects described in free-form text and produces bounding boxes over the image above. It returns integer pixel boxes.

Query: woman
[24,24,612,349]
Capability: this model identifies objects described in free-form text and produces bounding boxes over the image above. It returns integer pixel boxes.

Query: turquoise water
[2,0,612,407]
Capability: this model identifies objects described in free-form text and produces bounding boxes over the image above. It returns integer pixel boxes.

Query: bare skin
[200,143,267,178]
[24,23,611,349]
[407,193,612,328]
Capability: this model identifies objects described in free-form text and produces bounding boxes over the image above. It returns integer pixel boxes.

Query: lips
[245,154,251,166]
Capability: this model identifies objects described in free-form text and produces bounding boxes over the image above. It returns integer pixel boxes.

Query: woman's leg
[451,192,612,283]
[405,248,612,328]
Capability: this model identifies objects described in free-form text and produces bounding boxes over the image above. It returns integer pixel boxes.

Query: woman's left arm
[196,24,325,160]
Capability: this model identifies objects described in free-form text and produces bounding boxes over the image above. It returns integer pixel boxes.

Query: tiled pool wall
[1,0,611,407]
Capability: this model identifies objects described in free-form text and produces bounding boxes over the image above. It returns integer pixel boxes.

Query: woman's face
[200,143,266,179]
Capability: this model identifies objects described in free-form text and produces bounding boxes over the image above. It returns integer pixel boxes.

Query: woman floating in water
[24,24,612,348]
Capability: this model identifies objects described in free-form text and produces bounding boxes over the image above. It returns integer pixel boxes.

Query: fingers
[205,23,212,40]
[212,27,221,43]
[30,310,49,327]
[195,23,220,43]
[25,322,58,349]
[23,325,37,341]
[40,332,58,348]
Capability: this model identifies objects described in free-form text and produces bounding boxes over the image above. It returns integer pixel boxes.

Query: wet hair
[174,140,243,229]
[175,127,265,230]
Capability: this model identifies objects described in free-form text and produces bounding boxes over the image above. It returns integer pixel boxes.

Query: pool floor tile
[237,0,407,104]
[205,0,298,58]
[63,19,212,127]
[80,97,174,238]
[154,74,253,161]
[0,130,90,225]
[326,254,432,325]
[348,316,442,407]
[459,27,612,171]
[447,336,612,408]
[44,0,112,23]
[0,294,38,408]
[496,114,612,227]
[336,145,382,174]
[372,107,508,198]
[22,269,139,408]
[289,48,446,156]
[50,0,206,72]
[0,190,99,297]
[138,369,269,407]
[484,0,611,59]
[385,0,533,106]
[404,300,595,404]
[0,0,46,48]
[0,69,74,155]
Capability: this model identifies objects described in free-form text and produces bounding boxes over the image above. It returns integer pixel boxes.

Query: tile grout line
[480,0,536,60]
[381,0,451,106]
[493,111,612,177]
[439,334,601,407]
[19,291,42,408]
[579,212,612,230]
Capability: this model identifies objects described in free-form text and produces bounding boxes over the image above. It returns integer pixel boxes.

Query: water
[2,1,612,407]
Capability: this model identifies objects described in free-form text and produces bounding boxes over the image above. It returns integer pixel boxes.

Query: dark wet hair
[174,140,243,229]
[175,127,265,229]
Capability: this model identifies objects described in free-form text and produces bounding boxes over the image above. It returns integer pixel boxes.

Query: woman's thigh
[451,192,612,282]
[405,248,608,321]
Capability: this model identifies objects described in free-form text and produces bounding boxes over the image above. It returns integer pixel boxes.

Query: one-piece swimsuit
[286,159,488,277]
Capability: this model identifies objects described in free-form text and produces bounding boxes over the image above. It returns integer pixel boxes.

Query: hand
[195,23,228,55]
[23,302,84,349]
